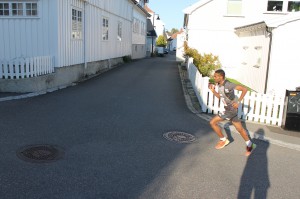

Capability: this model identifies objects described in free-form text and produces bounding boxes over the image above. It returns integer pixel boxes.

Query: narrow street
[0,53,299,199]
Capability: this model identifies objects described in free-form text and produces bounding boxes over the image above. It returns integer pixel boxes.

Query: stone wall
[0,57,124,93]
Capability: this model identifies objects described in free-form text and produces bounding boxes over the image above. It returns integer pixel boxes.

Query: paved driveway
[0,54,299,199]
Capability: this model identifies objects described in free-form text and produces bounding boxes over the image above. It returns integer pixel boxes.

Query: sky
[148,0,200,31]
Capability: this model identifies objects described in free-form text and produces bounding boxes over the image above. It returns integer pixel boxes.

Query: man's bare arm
[209,84,221,99]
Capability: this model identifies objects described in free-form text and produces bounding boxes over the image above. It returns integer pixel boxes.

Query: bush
[184,42,221,77]
[123,55,132,63]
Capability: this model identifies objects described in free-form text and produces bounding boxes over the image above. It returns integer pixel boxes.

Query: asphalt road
[0,53,299,199]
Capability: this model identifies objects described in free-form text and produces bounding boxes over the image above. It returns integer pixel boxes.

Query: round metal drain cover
[17,144,64,163]
[163,131,196,144]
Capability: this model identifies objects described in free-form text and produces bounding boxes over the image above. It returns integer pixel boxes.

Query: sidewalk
[177,64,300,151]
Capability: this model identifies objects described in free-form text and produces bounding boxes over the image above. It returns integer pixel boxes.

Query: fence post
[201,77,210,112]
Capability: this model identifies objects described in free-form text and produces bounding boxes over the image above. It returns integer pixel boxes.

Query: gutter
[265,26,273,94]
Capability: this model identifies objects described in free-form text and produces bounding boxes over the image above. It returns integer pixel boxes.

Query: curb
[0,83,76,102]
[178,64,300,152]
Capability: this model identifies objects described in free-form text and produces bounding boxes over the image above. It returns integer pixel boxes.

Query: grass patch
[209,78,254,92]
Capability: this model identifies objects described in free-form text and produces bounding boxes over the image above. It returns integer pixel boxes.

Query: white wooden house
[0,0,149,92]
[183,0,300,96]
[144,3,166,56]
[132,0,150,59]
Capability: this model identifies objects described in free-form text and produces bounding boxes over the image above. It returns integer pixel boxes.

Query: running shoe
[245,143,257,156]
[215,139,230,149]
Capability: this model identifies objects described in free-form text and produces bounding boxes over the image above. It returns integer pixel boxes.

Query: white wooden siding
[234,30,271,93]
[132,9,147,45]
[56,0,133,67]
[0,0,56,61]
[84,1,132,62]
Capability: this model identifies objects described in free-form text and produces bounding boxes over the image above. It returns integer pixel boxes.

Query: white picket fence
[0,56,54,79]
[187,57,285,126]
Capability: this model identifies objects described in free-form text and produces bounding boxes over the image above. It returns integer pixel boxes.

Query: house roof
[144,4,154,14]
[183,0,212,14]
[235,12,300,32]
[265,12,300,27]
[170,29,184,39]
[131,0,151,17]
[146,18,157,37]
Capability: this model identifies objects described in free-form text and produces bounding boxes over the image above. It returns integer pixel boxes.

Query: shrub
[123,55,132,63]
[184,42,221,77]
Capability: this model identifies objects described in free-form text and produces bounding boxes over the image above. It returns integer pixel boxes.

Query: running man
[209,69,256,156]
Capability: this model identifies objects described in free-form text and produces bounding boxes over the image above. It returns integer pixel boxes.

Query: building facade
[0,0,149,92]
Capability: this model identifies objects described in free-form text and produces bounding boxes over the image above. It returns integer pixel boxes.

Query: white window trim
[102,17,109,41]
[0,1,39,18]
[72,7,83,40]
[117,21,122,41]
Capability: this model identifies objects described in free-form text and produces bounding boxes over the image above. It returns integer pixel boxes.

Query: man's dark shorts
[218,107,240,122]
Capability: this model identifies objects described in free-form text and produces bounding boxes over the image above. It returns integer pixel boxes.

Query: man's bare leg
[209,115,225,138]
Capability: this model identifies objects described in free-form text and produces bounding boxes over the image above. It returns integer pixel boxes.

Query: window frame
[266,0,300,12]
[117,21,122,41]
[102,17,109,41]
[0,1,38,18]
[72,8,83,40]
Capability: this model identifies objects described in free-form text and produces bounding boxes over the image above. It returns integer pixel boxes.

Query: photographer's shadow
[238,129,270,199]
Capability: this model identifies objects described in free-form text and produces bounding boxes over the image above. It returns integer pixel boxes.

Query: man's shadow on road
[238,128,270,199]
[223,124,270,198]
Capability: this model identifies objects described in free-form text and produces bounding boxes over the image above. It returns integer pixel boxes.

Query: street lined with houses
[1,0,300,198]
[0,54,299,198]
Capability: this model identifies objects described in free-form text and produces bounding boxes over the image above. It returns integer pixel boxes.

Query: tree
[170,28,179,34]
[156,35,167,47]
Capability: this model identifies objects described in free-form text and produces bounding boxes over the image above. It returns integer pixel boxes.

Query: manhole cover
[163,131,196,144]
[17,144,64,163]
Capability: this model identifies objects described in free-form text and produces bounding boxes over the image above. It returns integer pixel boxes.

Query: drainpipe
[264,26,273,94]
[83,0,87,69]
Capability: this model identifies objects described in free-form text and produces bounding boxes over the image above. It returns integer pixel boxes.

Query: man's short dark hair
[215,69,225,78]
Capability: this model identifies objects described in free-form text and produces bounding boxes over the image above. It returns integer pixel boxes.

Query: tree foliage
[170,28,179,34]
[156,35,167,47]
[184,41,221,77]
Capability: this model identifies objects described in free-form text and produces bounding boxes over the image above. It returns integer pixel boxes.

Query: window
[72,8,82,39]
[141,22,146,35]
[0,3,10,16]
[267,0,300,12]
[26,3,37,16]
[133,18,140,33]
[0,2,38,17]
[102,17,109,40]
[227,0,243,15]
[267,1,283,11]
[12,3,23,16]
[288,1,300,11]
[117,22,122,41]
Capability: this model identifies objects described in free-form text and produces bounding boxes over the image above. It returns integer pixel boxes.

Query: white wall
[234,30,271,93]
[186,0,244,71]
[0,0,134,67]
[184,0,298,94]
[176,32,186,62]
[267,20,300,96]
[132,6,147,59]
[57,0,133,67]
[0,0,57,61]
